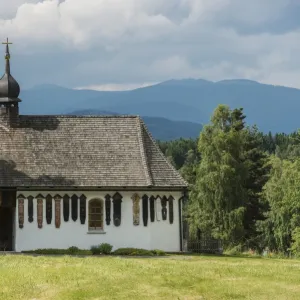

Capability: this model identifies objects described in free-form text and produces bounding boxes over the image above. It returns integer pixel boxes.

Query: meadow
[0,254,299,300]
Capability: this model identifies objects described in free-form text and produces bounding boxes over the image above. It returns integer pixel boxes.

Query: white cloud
[0,0,40,19]
[0,0,299,88]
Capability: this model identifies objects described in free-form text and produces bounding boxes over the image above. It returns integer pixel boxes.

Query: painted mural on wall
[131,193,140,226]
[156,196,162,221]
[54,194,61,228]
[16,192,175,230]
[17,195,25,229]
[161,196,168,221]
[37,195,44,229]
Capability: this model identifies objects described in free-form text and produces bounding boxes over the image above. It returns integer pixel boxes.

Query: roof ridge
[19,115,140,119]
[139,118,189,187]
[136,117,153,187]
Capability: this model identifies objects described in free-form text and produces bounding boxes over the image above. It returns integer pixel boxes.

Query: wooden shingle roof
[0,115,187,189]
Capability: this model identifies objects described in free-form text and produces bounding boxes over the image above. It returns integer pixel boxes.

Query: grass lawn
[0,254,300,300]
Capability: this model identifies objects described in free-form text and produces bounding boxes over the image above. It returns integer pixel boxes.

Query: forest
[158,104,300,255]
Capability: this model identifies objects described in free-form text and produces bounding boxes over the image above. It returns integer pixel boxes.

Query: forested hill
[20,79,300,133]
[67,109,202,141]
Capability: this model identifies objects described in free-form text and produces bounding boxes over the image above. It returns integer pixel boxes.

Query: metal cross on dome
[2,38,12,61]
[2,38,12,46]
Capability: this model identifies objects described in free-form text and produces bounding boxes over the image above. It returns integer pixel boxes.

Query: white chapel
[0,40,188,252]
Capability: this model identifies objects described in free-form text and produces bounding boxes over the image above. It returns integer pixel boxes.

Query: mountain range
[67,109,202,141]
[19,78,300,139]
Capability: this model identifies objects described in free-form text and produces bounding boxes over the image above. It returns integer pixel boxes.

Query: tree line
[158,105,300,255]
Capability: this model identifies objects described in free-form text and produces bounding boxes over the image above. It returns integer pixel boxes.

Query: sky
[0,0,300,91]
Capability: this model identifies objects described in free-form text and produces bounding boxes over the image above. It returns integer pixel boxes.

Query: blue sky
[0,0,300,90]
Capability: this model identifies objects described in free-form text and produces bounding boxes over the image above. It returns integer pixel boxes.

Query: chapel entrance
[0,190,16,251]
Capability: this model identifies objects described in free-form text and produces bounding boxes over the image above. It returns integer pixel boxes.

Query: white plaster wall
[15,191,182,252]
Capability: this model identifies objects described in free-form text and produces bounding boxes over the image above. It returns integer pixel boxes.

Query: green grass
[0,254,300,300]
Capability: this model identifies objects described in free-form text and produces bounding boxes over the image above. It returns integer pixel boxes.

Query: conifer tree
[188,105,248,246]
[188,105,269,248]
[242,126,269,246]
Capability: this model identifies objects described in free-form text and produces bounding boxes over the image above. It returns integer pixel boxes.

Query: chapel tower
[0,38,21,127]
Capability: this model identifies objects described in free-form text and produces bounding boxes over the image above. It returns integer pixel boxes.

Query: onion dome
[0,38,21,103]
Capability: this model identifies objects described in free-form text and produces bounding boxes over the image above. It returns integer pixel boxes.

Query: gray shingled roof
[0,115,187,189]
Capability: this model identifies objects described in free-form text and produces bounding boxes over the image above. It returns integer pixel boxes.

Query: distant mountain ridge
[68,109,203,141]
[20,78,300,133]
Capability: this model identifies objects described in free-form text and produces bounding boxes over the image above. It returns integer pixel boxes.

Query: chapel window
[88,199,104,230]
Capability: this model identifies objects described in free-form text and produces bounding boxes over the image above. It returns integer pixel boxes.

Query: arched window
[88,199,104,231]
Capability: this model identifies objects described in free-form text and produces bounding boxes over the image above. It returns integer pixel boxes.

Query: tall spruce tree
[242,126,269,246]
[188,105,269,248]
[188,105,248,247]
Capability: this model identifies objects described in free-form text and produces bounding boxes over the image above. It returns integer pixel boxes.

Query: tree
[258,157,300,252]
[180,149,199,186]
[242,126,269,246]
[188,105,248,247]
[158,106,300,254]
[158,138,199,170]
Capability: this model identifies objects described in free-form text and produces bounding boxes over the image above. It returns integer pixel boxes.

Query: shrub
[22,248,92,255]
[224,245,243,256]
[22,246,165,257]
[130,249,154,256]
[290,227,300,257]
[151,249,166,256]
[68,246,80,254]
[23,248,64,255]
[99,243,113,254]
[113,248,135,255]
[113,248,165,256]
[90,243,113,255]
[90,245,101,255]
